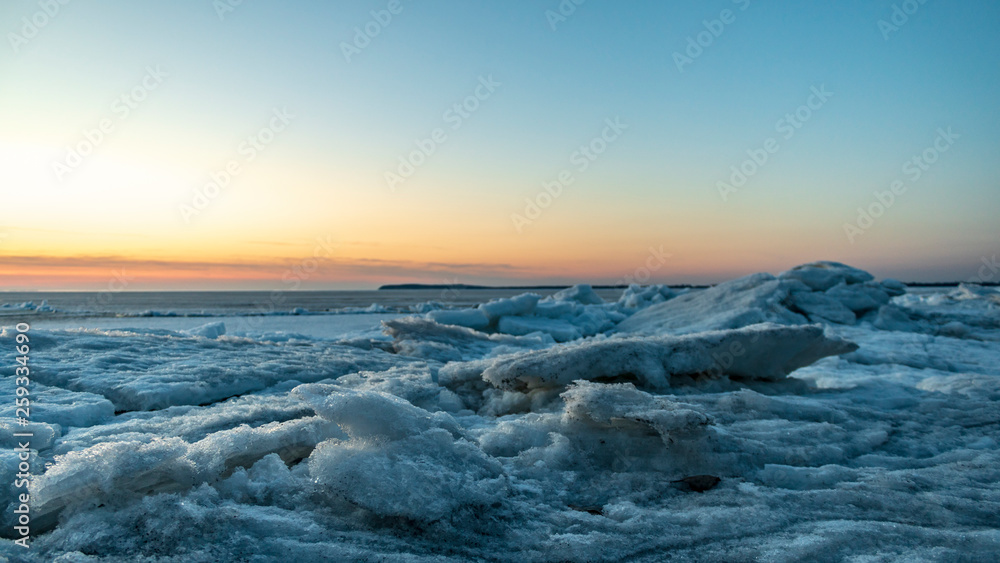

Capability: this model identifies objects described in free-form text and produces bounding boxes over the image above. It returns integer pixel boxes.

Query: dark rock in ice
[672,474,721,493]
[568,504,604,515]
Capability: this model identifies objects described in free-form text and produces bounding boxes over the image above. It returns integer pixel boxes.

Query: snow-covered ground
[2,262,999,562]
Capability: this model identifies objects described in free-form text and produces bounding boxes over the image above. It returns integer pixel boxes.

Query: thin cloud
[0,254,536,281]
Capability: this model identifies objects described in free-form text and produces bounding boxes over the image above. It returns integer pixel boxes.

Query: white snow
[3,263,1000,562]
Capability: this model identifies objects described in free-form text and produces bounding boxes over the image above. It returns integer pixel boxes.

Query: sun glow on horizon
[2,2,998,290]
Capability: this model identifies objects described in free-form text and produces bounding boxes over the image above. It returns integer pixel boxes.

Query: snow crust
[3,262,1000,562]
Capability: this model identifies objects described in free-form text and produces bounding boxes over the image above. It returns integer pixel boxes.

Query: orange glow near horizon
[2,204,988,291]
[2,2,999,292]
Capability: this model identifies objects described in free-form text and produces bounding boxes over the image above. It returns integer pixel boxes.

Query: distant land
[378,281,998,291]
[379,283,707,290]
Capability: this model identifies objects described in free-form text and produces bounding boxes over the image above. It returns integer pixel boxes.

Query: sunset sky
[2,0,998,290]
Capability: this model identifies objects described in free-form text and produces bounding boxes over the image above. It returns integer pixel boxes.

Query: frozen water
[10,326,421,412]
[3,265,1000,561]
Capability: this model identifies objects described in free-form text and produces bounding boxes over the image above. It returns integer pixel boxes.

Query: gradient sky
[1,0,998,290]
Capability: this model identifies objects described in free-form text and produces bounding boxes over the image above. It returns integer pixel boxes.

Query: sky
[1,0,998,290]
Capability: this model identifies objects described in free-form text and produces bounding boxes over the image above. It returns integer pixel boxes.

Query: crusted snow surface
[3,263,1000,562]
[9,325,420,412]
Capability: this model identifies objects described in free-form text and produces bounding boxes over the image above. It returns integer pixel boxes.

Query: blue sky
[1,0,998,289]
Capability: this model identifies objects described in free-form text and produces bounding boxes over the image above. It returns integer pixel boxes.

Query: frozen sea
[2,264,999,562]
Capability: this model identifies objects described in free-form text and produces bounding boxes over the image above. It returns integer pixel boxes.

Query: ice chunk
[186,416,341,479]
[872,305,926,332]
[787,291,857,325]
[399,287,624,344]
[0,385,113,430]
[561,381,711,444]
[333,365,466,413]
[50,390,319,455]
[549,284,604,305]
[480,323,857,392]
[953,283,1000,304]
[478,293,540,321]
[778,261,874,290]
[298,386,506,522]
[27,413,342,534]
[292,384,463,440]
[917,373,1000,401]
[615,273,808,335]
[425,308,491,331]
[308,427,507,522]
[180,322,226,339]
[618,263,898,334]
[30,438,195,533]
[617,283,677,311]
[0,419,60,450]
[499,306,623,341]
[0,300,55,312]
[409,300,447,313]
[497,316,582,342]
[937,321,972,338]
[824,282,890,314]
[383,316,554,362]
[534,300,577,318]
[880,278,907,296]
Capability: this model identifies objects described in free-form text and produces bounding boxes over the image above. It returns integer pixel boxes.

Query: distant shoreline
[0,282,995,295]
[378,281,1000,291]
[377,282,997,291]
[376,283,709,291]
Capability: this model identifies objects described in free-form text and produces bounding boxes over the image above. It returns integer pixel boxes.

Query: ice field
[2,262,999,562]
